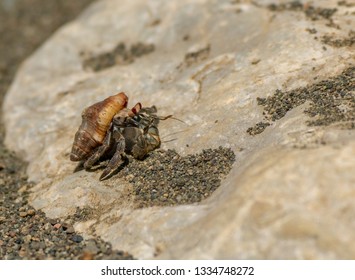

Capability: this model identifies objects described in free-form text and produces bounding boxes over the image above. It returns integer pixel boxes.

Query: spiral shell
[70,92,128,161]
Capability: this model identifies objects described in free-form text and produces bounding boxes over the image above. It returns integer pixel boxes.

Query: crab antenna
[161,128,190,139]
[158,114,173,120]
[158,115,187,125]
[161,138,178,143]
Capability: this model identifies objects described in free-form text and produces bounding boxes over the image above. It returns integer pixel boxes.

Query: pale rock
[3,0,355,259]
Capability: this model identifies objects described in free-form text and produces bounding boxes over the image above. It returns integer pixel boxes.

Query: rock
[2,0,355,259]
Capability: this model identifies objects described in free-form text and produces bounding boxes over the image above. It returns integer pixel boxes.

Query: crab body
[116,105,161,158]
[70,92,162,180]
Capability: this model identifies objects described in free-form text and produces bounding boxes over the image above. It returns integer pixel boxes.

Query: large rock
[3,0,355,259]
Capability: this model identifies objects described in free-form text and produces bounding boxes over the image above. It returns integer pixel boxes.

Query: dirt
[266,1,338,22]
[184,45,211,67]
[118,147,235,208]
[82,42,155,72]
[337,1,355,8]
[321,30,355,47]
[247,67,355,135]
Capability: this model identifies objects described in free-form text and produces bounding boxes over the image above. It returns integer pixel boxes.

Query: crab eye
[131,102,142,114]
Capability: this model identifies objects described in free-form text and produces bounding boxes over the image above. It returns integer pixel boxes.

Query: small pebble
[18,249,27,258]
[62,223,75,234]
[53,223,61,230]
[80,251,94,260]
[72,235,83,243]
[27,209,36,216]
[19,212,28,218]
[23,235,32,243]
[15,238,23,244]
[84,240,99,254]
[17,184,29,194]
[31,236,40,242]
[20,226,29,235]
[49,219,58,225]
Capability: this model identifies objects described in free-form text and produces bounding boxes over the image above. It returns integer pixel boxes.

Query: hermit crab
[70,92,170,180]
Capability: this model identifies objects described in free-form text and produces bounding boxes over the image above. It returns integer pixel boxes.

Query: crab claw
[99,168,112,181]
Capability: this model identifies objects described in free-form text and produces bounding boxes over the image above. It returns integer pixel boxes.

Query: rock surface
[3,0,355,259]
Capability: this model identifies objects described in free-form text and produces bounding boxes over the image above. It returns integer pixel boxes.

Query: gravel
[0,146,134,260]
[118,147,235,208]
[322,30,355,48]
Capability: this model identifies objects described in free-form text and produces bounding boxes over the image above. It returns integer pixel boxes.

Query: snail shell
[70,92,128,161]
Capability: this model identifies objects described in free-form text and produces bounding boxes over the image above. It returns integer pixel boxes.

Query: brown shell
[70,92,128,161]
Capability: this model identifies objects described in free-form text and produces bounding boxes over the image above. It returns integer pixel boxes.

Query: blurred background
[0,0,95,114]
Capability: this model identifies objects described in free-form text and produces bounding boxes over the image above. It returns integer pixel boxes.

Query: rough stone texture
[2,0,355,259]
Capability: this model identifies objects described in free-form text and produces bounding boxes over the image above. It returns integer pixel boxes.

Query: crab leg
[83,124,114,169]
[99,127,126,181]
